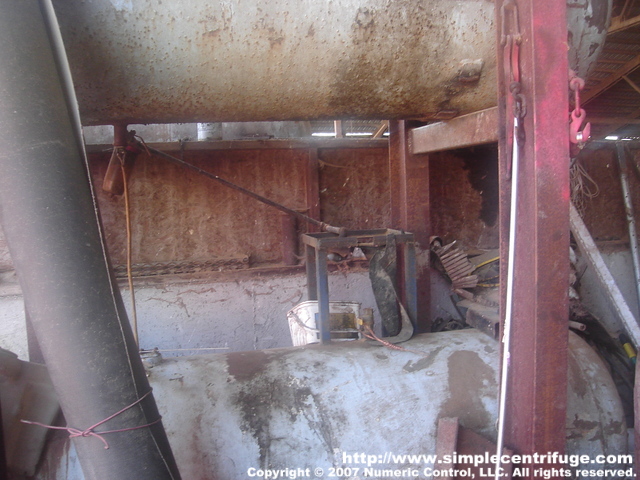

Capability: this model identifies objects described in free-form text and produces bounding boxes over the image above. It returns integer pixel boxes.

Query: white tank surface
[50,0,610,125]
[32,330,627,479]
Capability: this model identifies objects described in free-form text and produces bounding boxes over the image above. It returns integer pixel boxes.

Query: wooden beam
[624,75,640,96]
[85,138,388,154]
[589,116,640,124]
[620,0,636,21]
[583,55,640,103]
[593,66,633,74]
[334,120,344,138]
[609,13,640,35]
[410,107,498,154]
[603,41,640,52]
[597,57,636,64]
[372,120,389,139]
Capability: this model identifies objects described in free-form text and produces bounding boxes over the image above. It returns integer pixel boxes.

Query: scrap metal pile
[431,237,500,338]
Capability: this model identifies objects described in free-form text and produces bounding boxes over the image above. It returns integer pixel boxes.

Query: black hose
[0,2,180,479]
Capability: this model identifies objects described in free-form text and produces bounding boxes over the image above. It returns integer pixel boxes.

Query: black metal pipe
[0,2,180,479]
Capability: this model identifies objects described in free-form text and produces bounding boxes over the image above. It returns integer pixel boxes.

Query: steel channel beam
[389,120,431,331]
[496,0,570,468]
[305,245,318,301]
[306,148,321,233]
[403,241,419,329]
[303,237,332,343]
[315,249,332,344]
[410,107,499,155]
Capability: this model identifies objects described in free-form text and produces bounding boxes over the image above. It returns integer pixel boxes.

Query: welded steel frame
[302,229,417,344]
[403,0,571,467]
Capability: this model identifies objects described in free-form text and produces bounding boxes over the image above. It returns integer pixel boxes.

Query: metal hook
[570,108,591,146]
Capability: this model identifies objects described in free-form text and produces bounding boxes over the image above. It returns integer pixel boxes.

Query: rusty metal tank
[50,0,610,125]
[31,330,628,479]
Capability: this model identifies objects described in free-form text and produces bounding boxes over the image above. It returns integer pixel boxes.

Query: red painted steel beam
[306,148,321,232]
[435,417,459,479]
[389,120,430,331]
[389,121,409,230]
[496,0,570,470]
[410,107,499,155]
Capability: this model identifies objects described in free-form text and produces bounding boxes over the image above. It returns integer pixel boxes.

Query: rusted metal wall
[91,148,307,265]
[89,145,389,267]
[429,147,499,249]
[3,141,492,273]
[318,148,391,230]
[576,147,640,245]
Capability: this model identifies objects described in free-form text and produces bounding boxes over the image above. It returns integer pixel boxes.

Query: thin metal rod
[617,142,640,312]
[145,145,345,236]
[495,116,520,477]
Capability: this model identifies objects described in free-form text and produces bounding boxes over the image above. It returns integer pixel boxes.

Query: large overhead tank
[51,0,611,125]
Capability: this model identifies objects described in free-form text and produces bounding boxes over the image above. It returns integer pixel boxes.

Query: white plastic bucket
[287,301,361,346]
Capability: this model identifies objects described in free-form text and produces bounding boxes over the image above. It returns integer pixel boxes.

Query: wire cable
[118,149,139,347]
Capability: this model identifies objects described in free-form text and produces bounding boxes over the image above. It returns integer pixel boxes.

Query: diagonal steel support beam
[570,203,640,346]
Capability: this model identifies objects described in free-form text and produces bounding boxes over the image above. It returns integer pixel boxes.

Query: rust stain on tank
[50,0,606,124]
[227,350,270,382]
[441,350,495,433]
[51,0,498,124]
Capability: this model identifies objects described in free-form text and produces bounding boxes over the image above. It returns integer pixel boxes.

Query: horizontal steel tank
[50,0,610,125]
[34,330,627,479]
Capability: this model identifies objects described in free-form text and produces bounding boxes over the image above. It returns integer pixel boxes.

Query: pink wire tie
[21,390,161,449]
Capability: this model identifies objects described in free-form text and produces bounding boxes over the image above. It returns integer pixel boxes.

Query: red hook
[570,108,591,146]
[569,72,590,147]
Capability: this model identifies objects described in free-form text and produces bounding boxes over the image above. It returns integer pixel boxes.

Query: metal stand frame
[302,229,417,344]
